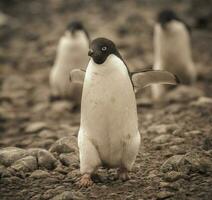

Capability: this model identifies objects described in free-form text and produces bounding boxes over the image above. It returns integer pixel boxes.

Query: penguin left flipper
[131,69,180,90]
[70,69,86,84]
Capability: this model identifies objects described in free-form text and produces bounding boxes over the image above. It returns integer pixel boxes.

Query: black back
[157,9,191,33]
[67,21,90,41]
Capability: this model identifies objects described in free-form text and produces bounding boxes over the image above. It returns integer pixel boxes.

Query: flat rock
[11,156,37,172]
[25,122,47,133]
[184,130,202,137]
[165,86,204,103]
[49,137,78,154]
[0,147,27,166]
[51,101,74,113]
[161,155,185,173]
[148,124,177,135]
[28,148,57,170]
[161,151,212,174]
[0,165,11,177]
[38,130,58,139]
[163,171,184,182]
[156,191,174,199]
[152,134,172,144]
[59,153,79,167]
[190,96,212,107]
[30,170,50,178]
[50,191,85,200]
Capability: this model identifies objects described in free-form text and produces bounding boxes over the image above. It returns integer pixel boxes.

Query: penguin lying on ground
[70,37,179,187]
[152,9,197,101]
[49,21,90,105]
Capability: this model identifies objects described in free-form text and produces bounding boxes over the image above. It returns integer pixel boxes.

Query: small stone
[163,171,184,182]
[49,137,78,154]
[171,137,185,145]
[148,124,177,135]
[30,170,50,178]
[25,122,47,133]
[0,147,27,166]
[169,145,186,154]
[51,101,74,113]
[50,191,85,200]
[161,155,185,173]
[152,134,172,144]
[202,136,212,151]
[0,165,11,177]
[28,148,57,170]
[184,130,202,137]
[11,156,37,172]
[59,153,79,167]
[38,130,58,139]
[166,86,203,103]
[190,96,212,107]
[157,191,174,199]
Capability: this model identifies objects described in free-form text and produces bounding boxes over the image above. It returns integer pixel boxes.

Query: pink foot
[117,168,130,181]
[79,174,93,187]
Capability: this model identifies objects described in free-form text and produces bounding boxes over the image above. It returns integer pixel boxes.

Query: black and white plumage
[49,21,90,104]
[70,38,178,187]
[152,10,197,101]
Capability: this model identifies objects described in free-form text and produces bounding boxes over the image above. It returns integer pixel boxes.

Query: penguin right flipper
[70,69,86,84]
[132,69,180,89]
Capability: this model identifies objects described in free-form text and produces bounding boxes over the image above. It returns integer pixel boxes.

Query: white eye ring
[102,46,107,51]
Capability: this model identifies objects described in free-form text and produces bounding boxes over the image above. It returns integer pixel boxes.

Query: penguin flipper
[132,70,179,89]
[69,69,86,84]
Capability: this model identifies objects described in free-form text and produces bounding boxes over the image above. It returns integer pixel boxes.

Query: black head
[66,21,90,40]
[157,9,179,27]
[88,38,122,64]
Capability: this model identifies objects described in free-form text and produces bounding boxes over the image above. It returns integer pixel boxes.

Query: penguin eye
[101,46,107,51]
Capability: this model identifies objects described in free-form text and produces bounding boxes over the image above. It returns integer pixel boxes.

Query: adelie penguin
[49,21,90,105]
[70,37,179,187]
[152,9,197,101]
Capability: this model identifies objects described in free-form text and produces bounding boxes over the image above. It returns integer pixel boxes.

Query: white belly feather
[79,55,139,167]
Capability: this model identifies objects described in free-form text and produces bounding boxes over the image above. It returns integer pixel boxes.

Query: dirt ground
[0,0,212,200]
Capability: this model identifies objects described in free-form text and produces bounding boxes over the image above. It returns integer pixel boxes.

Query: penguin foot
[79,174,93,187]
[117,168,130,181]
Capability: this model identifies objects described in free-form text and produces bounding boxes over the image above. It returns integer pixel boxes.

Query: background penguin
[49,20,90,105]
[70,37,179,187]
[152,9,197,101]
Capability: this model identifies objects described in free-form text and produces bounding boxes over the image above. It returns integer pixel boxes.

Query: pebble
[163,171,184,182]
[28,148,57,170]
[0,147,27,166]
[11,156,37,172]
[49,137,78,154]
[156,191,174,199]
[190,96,212,107]
[59,153,79,167]
[30,170,50,178]
[51,101,74,113]
[148,124,177,135]
[50,191,85,200]
[25,122,47,133]
[161,155,184,173]
[165,86,203,103]
[184,130,202,137]
[152,134,172,144]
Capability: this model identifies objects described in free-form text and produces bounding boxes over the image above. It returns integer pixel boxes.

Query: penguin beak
[88,49,94,57]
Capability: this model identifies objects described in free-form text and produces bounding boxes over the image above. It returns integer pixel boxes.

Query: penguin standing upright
[70,37,179,187]
[152,10,196,101]
[49,21,90,104]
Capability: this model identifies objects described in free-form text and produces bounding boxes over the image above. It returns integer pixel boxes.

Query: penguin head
[157,9,179,28]
[66,20,89,40]
[88,38,121,64]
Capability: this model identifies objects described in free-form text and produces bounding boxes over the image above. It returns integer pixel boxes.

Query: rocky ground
[0,0,212,200]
